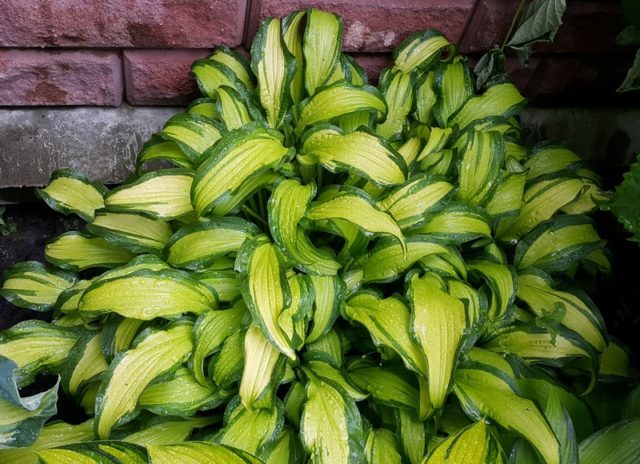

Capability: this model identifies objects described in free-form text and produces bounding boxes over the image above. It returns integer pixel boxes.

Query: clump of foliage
[0,8,638,464]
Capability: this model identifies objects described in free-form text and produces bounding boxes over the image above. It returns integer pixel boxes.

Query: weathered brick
[461,1,625,54]
[0,50,122,106]
[124,49,209,105]
[524,55,639,105]
[506,56,540,94]
[0,0,247,48]
[246,0,475,52]
[351,53,393,84]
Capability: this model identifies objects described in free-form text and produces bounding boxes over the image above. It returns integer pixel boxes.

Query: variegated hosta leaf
[36,169,107,221]
[44,232,135,272]
[160,113,224,163]
[236,236,296,360]
[483,324,593,366]
[466,258,517,321]
[347,359,420,411]
[306,275,343,343]
[453,363,560,464]
[0,357,60,449]
[408,274,466,410]
[524,145,582,181]
[95,322,194,439]
[79,269,217,320]
[433,56,473,127]
[296,83,386,133]
[192,57,248,99]
[364,428,402,464]
[423,420,505,464]
[240,324,285,410]
[303,8,342,96]
[376,69,414,140]
[38,441,148,464]
[148,442,264,464]
[0,321,78,386]
[215,397,283,455]
[300,126,406,187]
[457,129,505,206]
[578,418,640,464]
[450,82,526,131]
[209,47,255,92]
[61,331,108,396]
[0,262,75,312]
[305,186,405,248]
[343,292,427,377]
[87,211,173,255]
[282,10,306,106]
[262,427,305,464]
[166,217,260,270]
[192,124,292,217]
[268,179,341,275]
[378,174,454,230]
[105,169,195,220]
[359,236,449,283]
[393,30,453,73]
[514,215,605,272]
[496,176,585,242]
[301,367,365,463]
[190,301,246,387]
[139,366,224,416]
[517,270,607,352]
[251,17,295,129]
[485,171,527,218]
[215,85,260,130]
[412,203,491,244]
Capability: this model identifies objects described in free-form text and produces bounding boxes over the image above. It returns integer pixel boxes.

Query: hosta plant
[1,8,639,464]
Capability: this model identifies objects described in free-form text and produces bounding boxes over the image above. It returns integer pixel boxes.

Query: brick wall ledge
[0,105,638,191]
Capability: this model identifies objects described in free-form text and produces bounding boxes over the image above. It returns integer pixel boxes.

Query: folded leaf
[409,274,467,409]
[105,169,195,220]
[36,169,107,221]
[95,322,194,438]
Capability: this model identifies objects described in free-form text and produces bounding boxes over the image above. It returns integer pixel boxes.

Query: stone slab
[0,105,638,189]
[0,106,177,188]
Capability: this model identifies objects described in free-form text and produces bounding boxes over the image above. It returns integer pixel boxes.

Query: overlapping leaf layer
[1,8,637,464]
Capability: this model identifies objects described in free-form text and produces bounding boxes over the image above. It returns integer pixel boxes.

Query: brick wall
[0,0,635,107]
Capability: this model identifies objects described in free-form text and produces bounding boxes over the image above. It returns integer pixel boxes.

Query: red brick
[461,1,625,54]
[537,2,624,54]
[0,0,247,48]
[246,0,476,52]
[459,0,522,53]
[505,56,540,94]
[351,53,393,84]
[124,49,209,105]
[523,55,637,105]
[0,50,122,106]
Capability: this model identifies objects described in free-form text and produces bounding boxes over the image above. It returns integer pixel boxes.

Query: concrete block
[0,106,177,188]
[0,0,247,48]
[246,0,475,52]
[0,105,638,189]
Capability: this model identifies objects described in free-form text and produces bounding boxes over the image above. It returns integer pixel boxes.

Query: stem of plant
[501,0,527,51]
